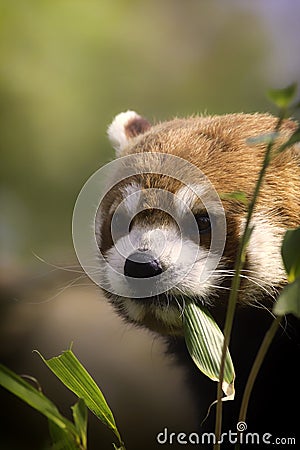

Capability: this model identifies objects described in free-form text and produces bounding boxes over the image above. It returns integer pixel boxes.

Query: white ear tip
[107,110,141,153]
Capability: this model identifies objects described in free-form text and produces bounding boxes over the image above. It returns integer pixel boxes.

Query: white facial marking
[175,183,223,217]
[122,183,142,214]
[100,179,227,327]
[241,212,286,300]
[104,215,224,305]
[175,184,199,215]
[108,183,142,217]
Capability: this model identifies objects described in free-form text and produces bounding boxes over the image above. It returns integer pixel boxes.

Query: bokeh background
[1,1,300,449]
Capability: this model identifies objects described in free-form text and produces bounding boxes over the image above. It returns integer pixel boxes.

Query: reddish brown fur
[99,113,300,317]
[121,113,300,227]
[99,112,300,432]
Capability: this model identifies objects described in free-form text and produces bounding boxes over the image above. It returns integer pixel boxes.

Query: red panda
[95,110,300,437]
[97,111,300,334]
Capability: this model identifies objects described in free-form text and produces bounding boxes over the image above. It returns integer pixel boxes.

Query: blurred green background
[1,0,299,267]
[0,1,299,449]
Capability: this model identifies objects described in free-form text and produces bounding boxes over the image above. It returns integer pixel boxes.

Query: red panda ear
[107,111,151,156]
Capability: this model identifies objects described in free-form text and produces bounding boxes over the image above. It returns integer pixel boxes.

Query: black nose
[124,252,163,279]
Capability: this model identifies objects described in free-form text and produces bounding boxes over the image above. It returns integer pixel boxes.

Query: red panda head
[93,111,300,335]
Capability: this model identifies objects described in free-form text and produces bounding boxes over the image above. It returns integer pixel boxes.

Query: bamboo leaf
[246,132,280,147]
[273,277,300,318]
[281,227,300,282]
[37,349,123,445]
[183,302,235,398]
[71,399,88,449]
[49,421,80,450]
[267,83,297,108]
[0,364,78,440]
[220,191,248,206]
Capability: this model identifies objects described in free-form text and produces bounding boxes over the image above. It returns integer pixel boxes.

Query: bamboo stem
[213,113,284,449]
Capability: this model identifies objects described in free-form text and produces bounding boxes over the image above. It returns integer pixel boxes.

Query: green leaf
[49,421,80,450]
[71,399,88,449]
[246,132,280,147]
[278,127,300,153]
[281,227,300,282]
[37,349,123,445]
[220,191,248,206]
[273,277,300,318]
[267,83,298,108]
[0,364,78,441]
[183,302,235,398]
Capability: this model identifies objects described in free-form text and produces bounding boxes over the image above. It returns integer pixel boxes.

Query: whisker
[25,274,89,305]
[209,284,232,291]
[175,296,185,317]
[31,251,85,273]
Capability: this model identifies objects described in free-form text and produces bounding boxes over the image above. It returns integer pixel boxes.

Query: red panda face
[96,162,227,335]
[75,111,300,336]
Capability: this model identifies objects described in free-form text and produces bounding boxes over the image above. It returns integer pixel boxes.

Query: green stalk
[213,113,285,449]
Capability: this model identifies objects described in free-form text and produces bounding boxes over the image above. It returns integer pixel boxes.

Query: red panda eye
[194,213,211,234]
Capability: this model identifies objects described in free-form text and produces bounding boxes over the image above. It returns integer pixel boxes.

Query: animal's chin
[123,293,192,336]
[138,311,184,335]
[129,292,183,306]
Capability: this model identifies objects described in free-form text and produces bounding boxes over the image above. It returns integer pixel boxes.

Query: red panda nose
[124,252,163,279]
